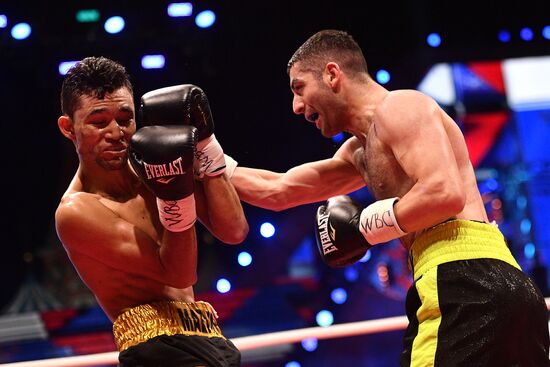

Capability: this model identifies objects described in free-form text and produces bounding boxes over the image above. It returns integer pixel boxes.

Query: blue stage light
[376,69,391,84]
[238,251,252,267]
[104,16,125,34]
[426,33,441,47]
[331,288,348,304]
[520,27,534,41]
[516,196,527,210]
[11,22,31,40]
[168,3,193,17]
[344,266,359,282]
[498,30,511,43]
[195,10,215,28]
[524,243,535,259]
[216,278,231,293]
[332,132,345,143]
[359,249,371,263]
[301,338,318,352]
[0,15,7,28]
[542,26,550,40]
[520,218,532,234]
[58,61,79,76]
[485,178,499,191]
[260,222,275,238]
[316,310,334,327]
[285,362,301,367]
[141,55,166,69]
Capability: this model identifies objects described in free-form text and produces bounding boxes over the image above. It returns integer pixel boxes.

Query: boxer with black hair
[55,56,247,366]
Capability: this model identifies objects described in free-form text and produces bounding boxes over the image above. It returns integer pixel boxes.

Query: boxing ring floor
[1,298,549,367]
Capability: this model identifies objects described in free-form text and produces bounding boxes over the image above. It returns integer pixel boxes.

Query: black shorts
[400,220,550,367]
[113,301,240,367]
[118,334,240,367]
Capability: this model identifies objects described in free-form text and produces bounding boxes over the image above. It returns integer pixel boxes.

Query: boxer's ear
[325,62,341,90]
[58,115,75,141]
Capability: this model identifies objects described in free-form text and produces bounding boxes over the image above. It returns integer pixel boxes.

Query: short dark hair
[287,29,368,78]
[60,56,133,118]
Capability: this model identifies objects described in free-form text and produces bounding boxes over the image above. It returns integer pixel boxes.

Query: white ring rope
[2,297,550,366]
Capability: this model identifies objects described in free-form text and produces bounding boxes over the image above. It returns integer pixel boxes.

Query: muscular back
[55,174,195,320]
[352,90,488,248]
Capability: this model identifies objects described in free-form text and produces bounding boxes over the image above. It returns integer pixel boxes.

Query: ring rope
[1,297,549,366]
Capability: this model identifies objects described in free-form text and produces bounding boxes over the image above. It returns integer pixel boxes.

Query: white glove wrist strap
[358,197,406,245]
[223,154,238,179]
[156,195,196,232]
[195,134,225,177]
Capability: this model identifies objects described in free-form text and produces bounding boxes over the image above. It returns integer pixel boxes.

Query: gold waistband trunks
[113,301,224,352]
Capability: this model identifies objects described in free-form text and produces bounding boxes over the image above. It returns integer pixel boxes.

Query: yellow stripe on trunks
[411,266,440,367]
[407,219,521,366]
[410,219,520,281]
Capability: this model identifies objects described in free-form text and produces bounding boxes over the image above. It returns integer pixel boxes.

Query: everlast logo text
[144,157,185,180]
[317,212,338,255]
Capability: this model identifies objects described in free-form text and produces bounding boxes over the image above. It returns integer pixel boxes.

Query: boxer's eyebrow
[85,107,108,119]
[119,105,134,115]
[290,78,302,92]
[87,105,133,117]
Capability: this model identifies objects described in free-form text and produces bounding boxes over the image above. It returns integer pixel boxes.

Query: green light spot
[76,9,100,23]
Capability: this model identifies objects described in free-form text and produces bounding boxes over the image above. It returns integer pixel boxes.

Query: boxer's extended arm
[231,138,365,211]
[377,92,466,232]
[55,193,197,289]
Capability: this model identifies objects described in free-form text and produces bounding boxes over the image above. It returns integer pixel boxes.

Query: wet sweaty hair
[60,56,133,118]
[287,29,369,79]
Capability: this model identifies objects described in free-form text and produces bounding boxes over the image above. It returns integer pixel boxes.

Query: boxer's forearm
[231,159,365,211]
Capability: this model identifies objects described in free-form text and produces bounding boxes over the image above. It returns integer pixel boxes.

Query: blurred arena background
[1,1,549,365]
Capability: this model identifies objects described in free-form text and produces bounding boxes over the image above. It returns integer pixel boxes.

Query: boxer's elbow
[167,274,197,289]
[161,265,198,289]
[435,180,466,217]
[418,178,464,218]
[223,221,249,244]
[443,190,466,216]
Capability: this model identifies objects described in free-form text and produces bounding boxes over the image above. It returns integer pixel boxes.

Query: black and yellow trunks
[401,220,550,367]
[408,219,520,281]
[113,300,224,352]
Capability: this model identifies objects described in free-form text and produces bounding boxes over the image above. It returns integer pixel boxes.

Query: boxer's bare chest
[352,126,418,248]
[354,125,413,201]
[100,193,161,242]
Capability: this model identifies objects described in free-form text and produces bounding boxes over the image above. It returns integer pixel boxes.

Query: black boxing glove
[315,196,371,268]
[129,125,198,232]
[140,84,225,178]
[315,195,407,267]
